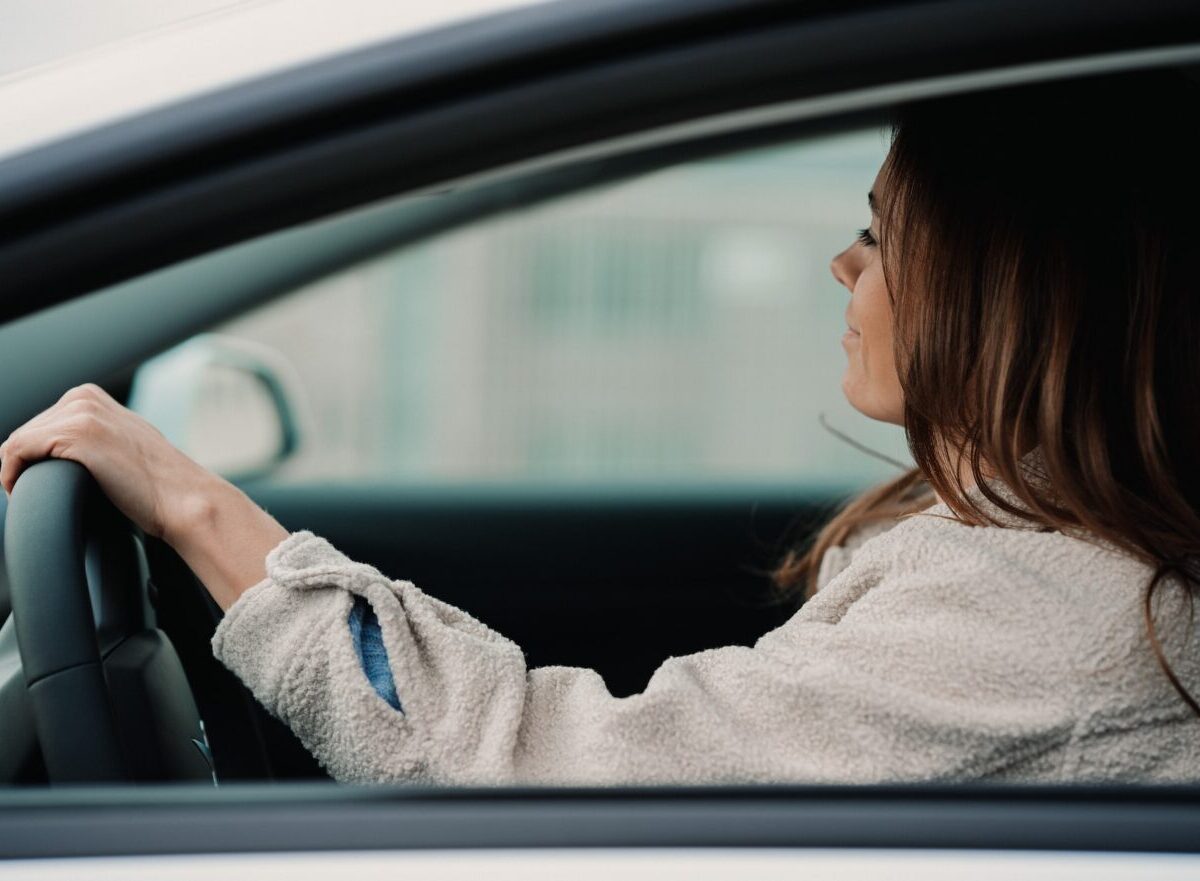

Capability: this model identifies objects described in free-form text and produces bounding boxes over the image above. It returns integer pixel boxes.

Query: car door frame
[0,0,1199,862]
[1,0,1200,322]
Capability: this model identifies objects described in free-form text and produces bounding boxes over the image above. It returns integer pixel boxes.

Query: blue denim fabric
[348,595,403,712]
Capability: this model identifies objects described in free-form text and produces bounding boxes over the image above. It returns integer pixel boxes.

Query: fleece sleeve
[211,530,1081,786]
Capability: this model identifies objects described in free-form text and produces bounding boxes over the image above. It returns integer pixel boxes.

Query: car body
[0,0,1199,876]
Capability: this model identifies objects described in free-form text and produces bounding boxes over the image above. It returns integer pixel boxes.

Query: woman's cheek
[840,337,869,405]
[841,308,905,423]
[866,329,906,423]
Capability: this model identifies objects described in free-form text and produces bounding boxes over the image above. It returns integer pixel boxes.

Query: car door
[1,0,1199,868]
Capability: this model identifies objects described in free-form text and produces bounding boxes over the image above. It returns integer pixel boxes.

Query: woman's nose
[830,248,855,291]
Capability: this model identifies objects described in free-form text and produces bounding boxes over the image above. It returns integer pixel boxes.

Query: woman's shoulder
[866,498,1151,582]
[814,495,1158,628]
[814,516,902,592]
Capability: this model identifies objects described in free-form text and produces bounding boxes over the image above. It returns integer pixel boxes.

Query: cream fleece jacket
[211,484,1200,786]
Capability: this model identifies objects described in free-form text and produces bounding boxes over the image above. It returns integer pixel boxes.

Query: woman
[3,69,1199,785]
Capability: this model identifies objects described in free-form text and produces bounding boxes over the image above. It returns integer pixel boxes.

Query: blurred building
[204,128,912,490]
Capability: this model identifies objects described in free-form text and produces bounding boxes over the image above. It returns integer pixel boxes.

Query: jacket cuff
[209,530,342,659]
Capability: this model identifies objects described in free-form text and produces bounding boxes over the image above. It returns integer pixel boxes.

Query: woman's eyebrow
[868,190,879,215]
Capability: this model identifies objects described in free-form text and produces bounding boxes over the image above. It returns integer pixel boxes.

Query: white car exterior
[0,0,541,162]
[3,849,1200,881]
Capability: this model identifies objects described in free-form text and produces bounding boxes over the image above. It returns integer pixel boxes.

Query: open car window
[130,127,910,492]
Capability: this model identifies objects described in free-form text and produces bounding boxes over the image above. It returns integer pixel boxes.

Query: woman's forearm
[166,475,290,611]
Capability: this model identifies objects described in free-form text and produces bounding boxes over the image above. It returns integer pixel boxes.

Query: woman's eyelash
[856,227,877,247]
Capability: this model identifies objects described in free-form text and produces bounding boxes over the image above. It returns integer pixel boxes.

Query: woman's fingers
[0,393,111,494]
[1,393,76,451]
[0,384,109,458]
[1,418,81,494]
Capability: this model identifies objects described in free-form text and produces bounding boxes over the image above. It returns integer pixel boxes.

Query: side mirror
[128,335,304,482]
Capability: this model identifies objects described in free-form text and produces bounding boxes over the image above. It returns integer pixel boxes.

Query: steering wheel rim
[5,459,214,783]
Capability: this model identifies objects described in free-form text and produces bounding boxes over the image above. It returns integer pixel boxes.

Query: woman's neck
[928,443,984,507]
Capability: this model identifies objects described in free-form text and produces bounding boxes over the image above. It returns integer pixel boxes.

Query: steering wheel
[5,459,216,783]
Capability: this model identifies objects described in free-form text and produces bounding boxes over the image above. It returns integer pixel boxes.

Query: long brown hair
[774,68,1200,713]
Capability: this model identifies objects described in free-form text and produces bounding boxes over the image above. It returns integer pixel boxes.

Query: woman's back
[792,494,1200,783]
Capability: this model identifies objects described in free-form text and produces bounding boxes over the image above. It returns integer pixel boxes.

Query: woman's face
[829,162,906,425]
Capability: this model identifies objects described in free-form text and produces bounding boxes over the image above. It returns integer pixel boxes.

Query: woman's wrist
[164,472,290,611]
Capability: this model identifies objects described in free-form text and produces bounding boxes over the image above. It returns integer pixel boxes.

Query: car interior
[0,117,906,783]
[0,0,1198,863]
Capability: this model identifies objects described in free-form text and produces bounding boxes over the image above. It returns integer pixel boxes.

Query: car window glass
[131,127,911,491]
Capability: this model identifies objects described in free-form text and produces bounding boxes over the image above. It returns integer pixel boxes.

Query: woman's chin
[841,373,867,413]
[841,375,902,425]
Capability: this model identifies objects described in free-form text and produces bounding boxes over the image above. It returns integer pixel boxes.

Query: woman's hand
[2,384,214,540]
[0,383,289,610]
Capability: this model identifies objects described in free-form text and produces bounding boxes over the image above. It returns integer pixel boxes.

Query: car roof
[0,0,545,162]
[2,0,1197,328]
